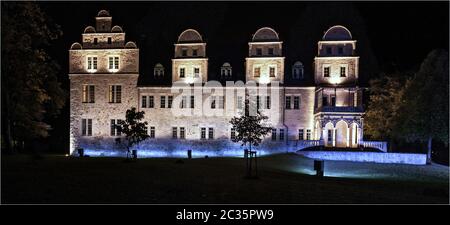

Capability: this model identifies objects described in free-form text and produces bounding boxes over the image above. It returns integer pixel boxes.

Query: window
[327,130,333,143]
[299,129,304,140]
[192,49,198,56]
[168,96,173,108]
[148,96,154,108]
[149,126,155,138]
[256,48,262,56]
[182,49,187,57]
[340,66,346,77]
[181,96,187,109]
[256,96,260,110]
[81,119,92,136]
[194,67,200,77]
[82,85,95,103]
[179,68,185,78]
[190,96,195,109]
[353,92,358,107]
[108,37,112,44]
[326,47,332,54]
[237,96,243,110]
[154,64,164,76]
[201,128,206,140]
[271,129,277,141]
[87,56,97,72]
[93,38,98,45]
[279,129,285,141]
[231,128,236,141]
[210,96,216,109]
[322,96,328,106]
[108,56,119,72]
[265,96,271,109]
[218,96,224,109]
[208,128,214,140]
[306,129,311,140]
[160,96,166,108]
[172,127,178,139]
[285,96,291,109]
[254,67,261,77]
[268,48,274,55]
[324,67,330,77]
[110,119,122,136]
[338,47,343,55]
[269,67,276,77]
[180,127,185,139]
[331,95,336,106]
[293,96,300,109]
[109,85,121,103]
[141,96,147,108]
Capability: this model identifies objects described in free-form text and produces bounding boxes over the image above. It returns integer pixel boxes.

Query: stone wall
[314,57,359,85]
[69,49,139,74]
[297,151,427,165]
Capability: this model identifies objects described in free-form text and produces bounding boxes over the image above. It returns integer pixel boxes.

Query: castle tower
[68,10,139,155]
[245,27,285,84]
[313,25,363,148]
[172,29,208,84]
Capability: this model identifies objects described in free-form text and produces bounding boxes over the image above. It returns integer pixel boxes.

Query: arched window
[154,63,164,77]
[220,62,232,77]
[292,61,304,79]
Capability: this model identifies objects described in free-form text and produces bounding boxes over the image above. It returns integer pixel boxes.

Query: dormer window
[93,38,98,45]
[182,49,187,57]
[256,48,262,56]
[108,37,112,44]
[326,47,332,55]
[87,56,97,72]
[192,49,198,56]
[292,61,304,79]
[221,63,232,78]
[338,47,343,55]
[108,56,119,72]
[268,48,274,55]
[154,63,164,77]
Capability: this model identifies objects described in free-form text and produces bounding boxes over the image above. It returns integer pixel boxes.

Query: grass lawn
[2,153,449,204]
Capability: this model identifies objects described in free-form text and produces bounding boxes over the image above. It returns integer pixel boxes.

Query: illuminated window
[256,48,262,56]
[293,96,300,109]
[179,68,185,78]
[201,127,206,140]
[194,67,200,77]
[192,49,198,56]
[208,128,214,139]
[108,56,119,72]
[141,96,147,108]
[306,129,311,140]
[268,48,274,55]
[149,126,155,138]
[279,129,285,141]
[180,127,185,139]
[108,85,121,103]
[110,119,122,136]
[168,96,173,108]
[254,67,261,77]
[154,64,164,76]
[269,67,276,77]
[82,85,95,103]
[161,96,166,108]
[87,56,97,72]
[190,96,195,109]
[285,96,291,109]
[324,66,330,77]
[299,129,304,140]
[172,127,178,139]
[353,92,358,107]
[230,128,236,141]
[340,66,346,77]
[271,129,277,141]
[81,119,92,136]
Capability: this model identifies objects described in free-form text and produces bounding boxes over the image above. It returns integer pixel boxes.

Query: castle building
[69,10,379,157]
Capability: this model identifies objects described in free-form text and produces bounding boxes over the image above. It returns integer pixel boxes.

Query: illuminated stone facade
[69,11,366,156]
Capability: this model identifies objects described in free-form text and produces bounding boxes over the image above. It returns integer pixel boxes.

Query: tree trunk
[427,137,432,164]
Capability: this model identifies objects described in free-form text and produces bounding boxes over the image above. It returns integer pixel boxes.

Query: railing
[362,140,388,152]
[297,140,323,150]
[314,106,364,113]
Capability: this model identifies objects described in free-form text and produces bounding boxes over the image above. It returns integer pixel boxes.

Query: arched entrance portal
[335,120,349,147]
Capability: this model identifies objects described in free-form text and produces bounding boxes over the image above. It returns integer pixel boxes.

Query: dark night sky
[37,1,449,151]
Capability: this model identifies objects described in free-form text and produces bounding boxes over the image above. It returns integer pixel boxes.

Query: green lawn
[2,153,449,204]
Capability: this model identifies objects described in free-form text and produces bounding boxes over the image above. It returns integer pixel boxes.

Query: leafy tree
[395,49,449,163]
[1,2,65,153]
[116,107,150,158]
[229,95,272,152]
